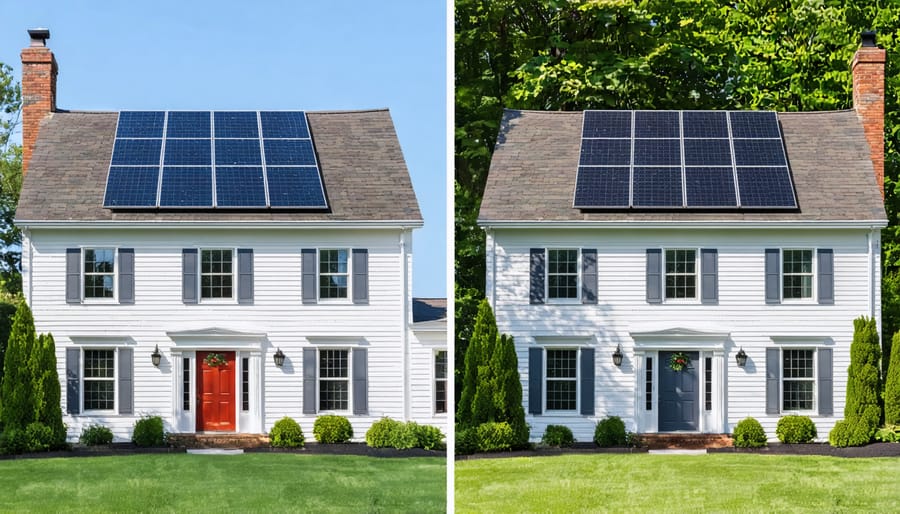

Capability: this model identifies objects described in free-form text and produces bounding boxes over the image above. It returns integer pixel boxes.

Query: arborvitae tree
[885,331,900,425]
[30,333,65,446]
[0,302,36,430]
[840,316,882,442]
[490,334,528,446]
[468,299,498,426]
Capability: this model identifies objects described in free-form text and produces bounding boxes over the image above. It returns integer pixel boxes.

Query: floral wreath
[669,352,691,372]
[204,353,228,368]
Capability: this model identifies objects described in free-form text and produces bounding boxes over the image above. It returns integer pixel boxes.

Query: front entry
[658,351,699,431]
[197,351,236,431]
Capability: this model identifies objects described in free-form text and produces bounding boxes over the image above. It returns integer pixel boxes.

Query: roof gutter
[15,219,425,230]
[478,219,888,230]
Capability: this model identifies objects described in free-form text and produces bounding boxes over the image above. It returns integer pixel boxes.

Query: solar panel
[573,110,797,210]
[104,111,328,210]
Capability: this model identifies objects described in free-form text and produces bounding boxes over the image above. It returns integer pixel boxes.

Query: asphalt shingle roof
[17,109,422,223]
[412,298,447,323]
[479,109,886,223]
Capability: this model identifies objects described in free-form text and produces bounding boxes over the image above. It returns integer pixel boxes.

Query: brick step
[168,433,270,449]
[639,433,732,450]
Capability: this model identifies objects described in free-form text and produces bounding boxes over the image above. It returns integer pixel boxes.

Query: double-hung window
[435,350,448,414]
[83,248,115,299]
[545,348,578,411]
[664,249,697,299]
[782,249,813,300]
[547,249,579,301]
[319,249,349,299]
[319,349,349,411]
[201,249,233,299]
[83,349,116,411]
[782,348,815,411]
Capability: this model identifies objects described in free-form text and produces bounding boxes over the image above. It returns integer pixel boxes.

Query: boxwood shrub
[775,415,817,443]
[475,421,515,452]
[594,416,627,447]
[733,417,767,448]
[80,424,114,446]
[132,415,165,447]
[366,417,403,448]
[415,424,444,450]
[541,425,575,447]
[269,417,305,448]
[313,415,353,443]
[829,418,873,447]
[24,422,54,452]
[455,424,478,455]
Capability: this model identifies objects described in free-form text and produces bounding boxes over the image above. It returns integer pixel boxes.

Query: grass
[456,453,900,513]
[0,453,445,513]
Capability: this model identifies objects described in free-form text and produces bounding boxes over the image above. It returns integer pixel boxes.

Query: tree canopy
[0,62,22,295]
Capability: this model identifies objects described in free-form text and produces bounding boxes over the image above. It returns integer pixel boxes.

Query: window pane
[783,380,814,410]
[241,357,250,412]
[546,349,577,378]
[546,380,576,410]
[435,380,447,413]
[783,349,814,378]
[665,249,697,299]
[435,351,447,379]
[200,249,233,299]
[319,381,349,411]
[183,357,191,411]
[84,380,115,410]
[320,350,348,378]
[85,350,115,378]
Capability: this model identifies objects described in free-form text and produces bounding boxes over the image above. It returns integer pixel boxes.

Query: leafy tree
[885,331,900,425]
[0,62,21,296]
[0,302,36,430]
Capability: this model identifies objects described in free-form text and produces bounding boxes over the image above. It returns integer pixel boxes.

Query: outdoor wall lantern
[735,347,748,368]
[612,344,623,367]
[274,348,286,368]
[151,345,161,367]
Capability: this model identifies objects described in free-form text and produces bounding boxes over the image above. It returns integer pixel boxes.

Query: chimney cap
[27,28,50,47]
[862,30,877,48]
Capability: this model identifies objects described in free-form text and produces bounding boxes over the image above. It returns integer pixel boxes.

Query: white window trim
[543,346,580,413]
[780,347,817,414]
[317,347,352,414]
[434,349,448,415]
[198,248,237,304]
[545,248,581,304]
[81,247,118,304]
[781,248,817,303]
[82,347,117,414]
[662,247,699,303]
[317,248,353,303]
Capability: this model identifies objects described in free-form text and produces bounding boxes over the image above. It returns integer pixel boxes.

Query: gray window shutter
[582,249,598,305]
[302,249,317,304]
[66,348,80,414]
[237,248,254,304]
[118,348,134,415]
[182,249,198,304]
[528,347,543,415]
[119,248,134,304]
[766,348,780,414]
[817,249,834,305]
[352,249,369,305]
[530,249,545,304]
[701,249,718,304]
[66,248,81,304]
[646,249,662,304]
[352,347,368,414]
[580,348,595,415]
[818,348,833,415]
[303,348,317,414]
[765,249,780,304]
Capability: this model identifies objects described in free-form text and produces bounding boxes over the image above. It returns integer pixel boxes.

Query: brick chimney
[20,28,58,175]
[852,30,886,198]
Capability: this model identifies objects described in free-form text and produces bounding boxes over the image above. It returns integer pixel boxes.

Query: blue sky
[1,1,448,298]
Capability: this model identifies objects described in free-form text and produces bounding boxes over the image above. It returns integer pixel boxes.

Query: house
[478,34,887,442]
[15,29,447,441]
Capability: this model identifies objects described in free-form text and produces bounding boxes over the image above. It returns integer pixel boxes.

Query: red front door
[197,351,236,431]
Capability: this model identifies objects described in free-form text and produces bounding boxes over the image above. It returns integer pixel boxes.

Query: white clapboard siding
[491,227,879,443]
[408,328,449,428]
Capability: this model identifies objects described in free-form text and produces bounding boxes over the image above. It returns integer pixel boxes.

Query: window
[319,249,349,299]
[182,357,190,411]
[547,249,579,300]
[783,249,813,300]
[319,349,349,411]
[201,249,233,299]
[545,349,577,411]
[783,349,815,411]
[435,351,448,414]
[645,357,653,411]
[83,248,115,299]
[84,349,115,411]
[665,249,696,299]
[704,357,712,411]
[241,357,250,412]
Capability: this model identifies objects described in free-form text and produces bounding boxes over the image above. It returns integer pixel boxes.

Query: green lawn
[456,453,900,513]
[0,453,445,513]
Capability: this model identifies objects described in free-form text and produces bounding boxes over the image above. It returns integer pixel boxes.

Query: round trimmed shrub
[269,417,305,448]
[366,417,403,448]
[475,421,514,452]
[594,416,627,447]
[80,424,114,446]
[776,415,817,444]
[829,419,873,448]
[542,425,575,447]
[392,421,421,450]
[313,415,353,443]
[415,424,444,450]
[132,415,165,447]
[733,417,767,448]
[24,422,53,452]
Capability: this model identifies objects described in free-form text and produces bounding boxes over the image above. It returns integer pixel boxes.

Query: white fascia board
[478,219,888,230]
[16,220,424,230]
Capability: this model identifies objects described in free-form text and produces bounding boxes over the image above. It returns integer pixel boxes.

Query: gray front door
[659,351,699,431]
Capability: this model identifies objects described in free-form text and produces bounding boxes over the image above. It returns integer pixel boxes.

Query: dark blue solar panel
[116,111,165,138]
[215,139,262,166]
[729,111,781,138]
[164,139,211,166]
[159,167,213,207]
[260,112,310,138]
[632,167,682,207]
[166,111,211,138]
[583,111,631,138]
[111,139,162,165]
[573,167,630,207]
[685,167,737,207]
[267,167,327,207]
[736,167,797,207]
[263,140,317,166]
[634,111,679,138]
[580,139,631,166]
[682,111,728,138]
[214,112,259,138]
[634,139,681,166]
[733,139,786,166]
[684,139,732,166]
[103,167,160,207]
[216,167,266,207]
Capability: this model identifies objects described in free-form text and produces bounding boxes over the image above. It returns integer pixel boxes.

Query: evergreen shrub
[884,332,900,425]
[80,424,114,446]
[366,417,403,448]
[415,424,444,450]
[312,415,353,443]
[24,421,53,452]
[132,415,165,447]
[775,415,817,443]
[541,425,575,447]
[475,421,514,452]
[733,417,767,448]
[269,417,305,448]
[594,416,627,447]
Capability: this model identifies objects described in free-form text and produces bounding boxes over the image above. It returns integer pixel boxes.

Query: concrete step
[168,433,269,449]
[639,433,732,450]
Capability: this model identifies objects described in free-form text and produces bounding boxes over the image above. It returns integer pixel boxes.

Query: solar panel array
[103,111,328,209]
[573,110,798,209]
